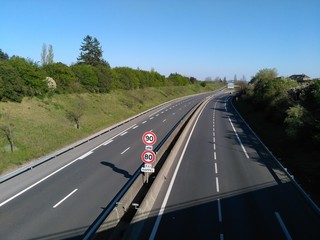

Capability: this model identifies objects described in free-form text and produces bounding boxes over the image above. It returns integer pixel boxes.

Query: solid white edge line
[0,123,138,207]
[275,212,292,240]
[148,99,208,240]
[78,151,93,160]
[53,188,78,208]
[228,116,250,159]
[103,139,113,145]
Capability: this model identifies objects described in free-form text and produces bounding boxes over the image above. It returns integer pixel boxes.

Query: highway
[0,91,215,240]
[136,93,320,239]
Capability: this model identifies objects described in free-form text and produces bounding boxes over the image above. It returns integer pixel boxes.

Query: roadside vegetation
[0,36,224,174]
[234,68,320,204]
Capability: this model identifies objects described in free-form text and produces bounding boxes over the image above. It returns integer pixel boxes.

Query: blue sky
[1,0,319,80]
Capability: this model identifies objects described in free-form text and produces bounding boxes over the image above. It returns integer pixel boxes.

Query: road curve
[0,91,216,240]
[134,93,320,240]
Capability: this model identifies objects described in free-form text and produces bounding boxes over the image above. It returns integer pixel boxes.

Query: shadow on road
[101,161,132,179]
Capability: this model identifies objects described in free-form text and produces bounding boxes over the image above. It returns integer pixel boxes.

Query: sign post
[141,132,157,183]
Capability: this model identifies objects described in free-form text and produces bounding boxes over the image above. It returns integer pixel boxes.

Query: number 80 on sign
[141,150,156,164]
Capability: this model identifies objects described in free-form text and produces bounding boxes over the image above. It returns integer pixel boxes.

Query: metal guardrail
[82,98,206,240]
[0,97,189,184]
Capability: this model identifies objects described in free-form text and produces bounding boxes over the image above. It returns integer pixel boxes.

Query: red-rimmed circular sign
[142,131,157,146]
[141,150,156,164]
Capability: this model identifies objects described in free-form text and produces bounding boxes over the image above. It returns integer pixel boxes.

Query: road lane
[0,92,216,239]
[146,93,320,240]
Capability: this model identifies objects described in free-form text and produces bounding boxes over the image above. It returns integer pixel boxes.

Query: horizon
[1,0,319,80]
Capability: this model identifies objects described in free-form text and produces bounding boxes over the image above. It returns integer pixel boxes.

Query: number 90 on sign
[141,150,156,164]
[142,131,157,145]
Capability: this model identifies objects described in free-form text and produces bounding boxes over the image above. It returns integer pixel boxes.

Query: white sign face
[145,145,153,151]
[141,167,155,173]
[142,131,157,146]
[141,150,156,164]
[144,163,152,168]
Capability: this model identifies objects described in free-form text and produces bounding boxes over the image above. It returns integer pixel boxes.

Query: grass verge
[0,83,222,174]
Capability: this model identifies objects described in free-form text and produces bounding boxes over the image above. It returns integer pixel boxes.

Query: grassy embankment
[0,83,222,174]
[233,98,320,205]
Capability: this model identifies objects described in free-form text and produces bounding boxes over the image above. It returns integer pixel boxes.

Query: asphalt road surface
[0,91,216,240]
[140,93,320,240]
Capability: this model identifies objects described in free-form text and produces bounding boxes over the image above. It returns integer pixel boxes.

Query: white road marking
[214,143,216,150]
[121,147,130,155]
[149,98,208,240]
[156,114,159,117]
[53,189,78,208]
[150,117,154,120]
[228,116,249,159]
[214,152,217,160]
[213,137,216,143]
[275,212,292,240]
[103,139,113,145]
[0,158,80,207]
[78,151,93,160]
[142,121,147,124]
[0,123,138,208]
[120,131,128,136]
[132,125,138,129]
[163,119,167,122]
[216,177,220,192]
[215,163,218,174]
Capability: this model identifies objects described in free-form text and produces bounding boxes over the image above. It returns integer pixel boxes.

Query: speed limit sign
[142,131,157,146]
[141,150,156,164]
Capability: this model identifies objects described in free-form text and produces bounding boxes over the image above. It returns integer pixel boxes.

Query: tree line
[237,68,320,147]
[0,35,198,103]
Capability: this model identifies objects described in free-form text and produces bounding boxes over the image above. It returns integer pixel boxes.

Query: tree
[47,44,54,64]
[95,65,113,92]
[66,95,85,129]
[167,73,189,86]
[41,44,54,65]
[9,57,47,96]
[71,64,99,92]
[0,112,15,152]
[284,104,305,138]
[77,35,106,66]
[250,68,278,84]
[0,49,9,61]
[0,61,26,102]
[43,62,77,92]
[41,44,47,65]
